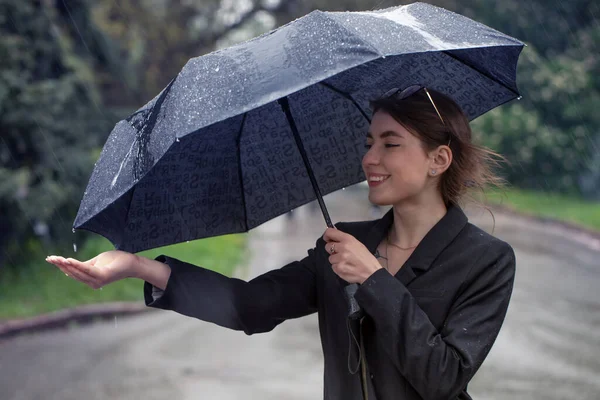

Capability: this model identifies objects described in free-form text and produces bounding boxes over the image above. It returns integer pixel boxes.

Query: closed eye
[365,143,400,149]
[365,143,400,150]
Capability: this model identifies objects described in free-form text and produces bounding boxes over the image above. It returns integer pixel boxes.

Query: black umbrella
[74,2,524,317]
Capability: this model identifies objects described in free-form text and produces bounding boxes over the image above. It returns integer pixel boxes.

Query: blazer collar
[363,204,468,275]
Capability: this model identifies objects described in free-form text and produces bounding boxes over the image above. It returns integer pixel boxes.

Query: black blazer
[144,205,516,400]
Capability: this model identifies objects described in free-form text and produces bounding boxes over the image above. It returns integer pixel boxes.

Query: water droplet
[215,66,220,72]
[342,187,346,190]
[73,243,77,252]
[65,273,69,276]
[517,96,523,100]
[186,241,189,243]
[72,228,76,234]
[176,137,180,142]
[99,287,103,291]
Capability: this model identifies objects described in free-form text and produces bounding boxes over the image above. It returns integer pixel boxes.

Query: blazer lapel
[356,205,468,287]
[400,205,468,285]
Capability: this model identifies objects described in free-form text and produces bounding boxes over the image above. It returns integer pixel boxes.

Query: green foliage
[485,187,600,232]
[455,0,599,198]
[0,233,247,319]
[0,0,115,269]
[90,0,226,103]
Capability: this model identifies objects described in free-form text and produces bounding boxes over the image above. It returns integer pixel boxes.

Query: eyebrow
[366,130,405,139]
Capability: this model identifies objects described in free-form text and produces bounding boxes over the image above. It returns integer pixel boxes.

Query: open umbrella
[73,2,524,316]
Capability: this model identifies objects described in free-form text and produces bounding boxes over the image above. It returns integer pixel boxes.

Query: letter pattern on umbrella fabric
[74,3,523,252]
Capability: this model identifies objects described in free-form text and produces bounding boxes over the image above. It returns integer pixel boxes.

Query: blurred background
[0,1,599,399]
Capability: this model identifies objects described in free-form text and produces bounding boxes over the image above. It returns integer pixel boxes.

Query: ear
[428,145,452,176]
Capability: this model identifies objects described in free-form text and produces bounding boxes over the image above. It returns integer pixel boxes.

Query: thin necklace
[387,231,418,251]
[374,245,389,271]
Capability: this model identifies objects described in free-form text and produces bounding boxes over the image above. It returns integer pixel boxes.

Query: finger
[55,256,103,286]
[47,257,70,276]
[330,263,349,281]
[66,257,104,281]
[47,256,99,288]
[323,240,334,255]
[46,256,71,271]
[322,228,339,243]
[47,255,76,266]
[328,254,341,264]
[323,227,351,243]
[64,264,99,288]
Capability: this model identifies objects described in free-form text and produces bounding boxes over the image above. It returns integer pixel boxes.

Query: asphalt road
[1,189,599,400]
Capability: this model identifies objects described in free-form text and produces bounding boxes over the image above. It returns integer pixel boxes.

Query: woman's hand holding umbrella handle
[45,251,171,290]
[323,228,383,284]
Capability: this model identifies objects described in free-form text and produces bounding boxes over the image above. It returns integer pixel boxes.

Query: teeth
[369,176,388,182]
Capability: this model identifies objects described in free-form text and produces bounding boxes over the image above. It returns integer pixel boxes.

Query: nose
[362,145,380,168]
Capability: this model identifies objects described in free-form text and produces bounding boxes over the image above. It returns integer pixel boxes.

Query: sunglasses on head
[382,85,452,147]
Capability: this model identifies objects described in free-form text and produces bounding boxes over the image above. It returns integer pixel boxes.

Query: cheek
[391,156,428,182]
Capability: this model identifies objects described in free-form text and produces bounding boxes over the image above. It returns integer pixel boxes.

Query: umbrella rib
[235,113,249,231]
[130,77,177,181]
[319,82,371,123]
[441,50,520,97]
[118,185,137,251]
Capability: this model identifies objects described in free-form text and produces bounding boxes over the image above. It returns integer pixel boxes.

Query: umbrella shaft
[278,97,333,229]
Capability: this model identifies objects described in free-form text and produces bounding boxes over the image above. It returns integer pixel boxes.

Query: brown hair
[370,88,506,208]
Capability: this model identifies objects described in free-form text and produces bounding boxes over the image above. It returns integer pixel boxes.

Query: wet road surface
[1,188,599,399]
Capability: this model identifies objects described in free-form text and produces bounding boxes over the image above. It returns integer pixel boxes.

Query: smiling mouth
[368,175,390,182]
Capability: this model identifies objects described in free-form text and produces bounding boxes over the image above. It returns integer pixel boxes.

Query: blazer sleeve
[354,240,516,400]
[143,245,319,335]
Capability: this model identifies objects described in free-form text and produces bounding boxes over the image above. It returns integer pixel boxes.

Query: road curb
[482,204,600,252]
[490,203,600,238]
[0,302,151,340]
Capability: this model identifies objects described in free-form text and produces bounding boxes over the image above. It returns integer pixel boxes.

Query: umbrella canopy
[74,2,524,253]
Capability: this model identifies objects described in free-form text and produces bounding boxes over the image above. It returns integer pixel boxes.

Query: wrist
[361,264,383,284]
[130,254,144,279]
[132,254,171,290]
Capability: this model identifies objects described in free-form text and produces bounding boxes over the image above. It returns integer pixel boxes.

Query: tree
[0,0,113,269]
[90,0,302,106]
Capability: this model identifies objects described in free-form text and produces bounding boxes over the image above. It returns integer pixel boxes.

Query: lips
[369,175,389,182]
[367,174,390,187]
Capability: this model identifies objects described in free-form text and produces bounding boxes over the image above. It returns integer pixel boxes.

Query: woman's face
[362,110,434,206]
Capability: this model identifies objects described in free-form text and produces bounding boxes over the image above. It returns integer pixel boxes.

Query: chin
[368,191,396,207]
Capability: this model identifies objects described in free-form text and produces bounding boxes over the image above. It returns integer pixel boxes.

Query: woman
[47,86,515,400]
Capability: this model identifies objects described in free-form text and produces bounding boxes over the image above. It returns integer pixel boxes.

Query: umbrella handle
[344,284,364,320]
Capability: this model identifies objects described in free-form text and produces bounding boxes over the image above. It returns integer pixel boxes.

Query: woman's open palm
[46,250,138,289]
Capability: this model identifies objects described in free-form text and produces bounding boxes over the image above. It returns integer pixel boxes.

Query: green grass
[483,187,600,232]
[0,234,247,320]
